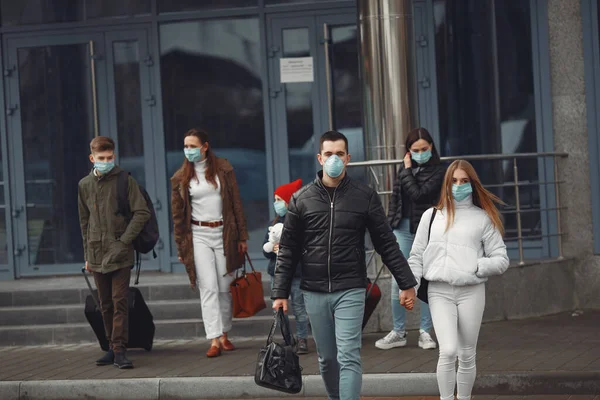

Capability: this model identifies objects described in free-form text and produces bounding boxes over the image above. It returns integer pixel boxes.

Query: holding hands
[400,287,416,311]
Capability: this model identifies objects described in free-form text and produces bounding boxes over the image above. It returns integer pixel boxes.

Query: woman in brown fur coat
[171,128,248,358]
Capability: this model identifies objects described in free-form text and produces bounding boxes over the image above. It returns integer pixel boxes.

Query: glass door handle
[14,245,25,257]
[11,205,23,218]
[322,23,334,131]
[89,41,100,137]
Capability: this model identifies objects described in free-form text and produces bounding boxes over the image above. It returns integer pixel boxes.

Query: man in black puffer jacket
[272,131,417,400]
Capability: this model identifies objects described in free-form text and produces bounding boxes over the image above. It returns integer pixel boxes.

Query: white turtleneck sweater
[189,160,222,222]
[408,195,509,288]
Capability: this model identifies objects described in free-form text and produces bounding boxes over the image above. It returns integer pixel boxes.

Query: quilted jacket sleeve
[367,189,417,290]
[407,207,434,291]
[476,216,509,278]
[272,195,303,299]
[400,164,446,202]
[387,166,403,225]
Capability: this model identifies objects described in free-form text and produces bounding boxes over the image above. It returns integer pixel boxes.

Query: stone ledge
[2,371,599,399]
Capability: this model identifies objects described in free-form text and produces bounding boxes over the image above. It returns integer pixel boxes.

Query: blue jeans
[303,288,365,400]
[270,276,309,339]
[392,219,433,333]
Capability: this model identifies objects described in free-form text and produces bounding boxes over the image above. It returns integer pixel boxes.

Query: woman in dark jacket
[263,179,309,354]
[375,128,446,351]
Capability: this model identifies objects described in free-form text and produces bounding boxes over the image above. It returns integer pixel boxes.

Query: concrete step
[0,276,273,307]
[0,297,278,326]
[0,316,297,346]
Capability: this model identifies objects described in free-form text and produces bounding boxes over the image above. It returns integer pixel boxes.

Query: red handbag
[230,252,266,318]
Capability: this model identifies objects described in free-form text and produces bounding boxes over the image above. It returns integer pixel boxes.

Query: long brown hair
[178,128,218,189]
[437,160,505,235]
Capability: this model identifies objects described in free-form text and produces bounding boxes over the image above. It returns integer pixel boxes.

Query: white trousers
[192,225,233,340]
[428,281,485,400]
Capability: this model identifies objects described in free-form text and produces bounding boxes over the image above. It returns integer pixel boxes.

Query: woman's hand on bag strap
[238,241,248,254]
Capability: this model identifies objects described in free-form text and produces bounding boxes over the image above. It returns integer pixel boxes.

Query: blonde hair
[437,160,505,235]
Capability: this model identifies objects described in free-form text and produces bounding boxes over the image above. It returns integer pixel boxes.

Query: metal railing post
[513,158,525,265]
[554,155,564,260]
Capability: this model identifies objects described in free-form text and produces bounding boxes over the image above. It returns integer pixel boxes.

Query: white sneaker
[375,330,407,350]
[418,331,437,350]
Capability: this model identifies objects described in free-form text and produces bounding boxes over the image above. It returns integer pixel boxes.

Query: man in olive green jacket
[78,136,150,369]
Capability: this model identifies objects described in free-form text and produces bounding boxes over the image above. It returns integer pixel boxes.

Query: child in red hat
[263,179,310,354]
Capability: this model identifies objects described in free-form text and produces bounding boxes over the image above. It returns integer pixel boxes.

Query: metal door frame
[5,33,109,277]
[266,9,356,191]
[105,28,163,271]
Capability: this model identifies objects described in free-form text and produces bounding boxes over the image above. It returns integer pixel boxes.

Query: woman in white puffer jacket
[408,160,509,400]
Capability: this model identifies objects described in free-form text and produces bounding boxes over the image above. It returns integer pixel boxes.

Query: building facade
[0,0,596,311]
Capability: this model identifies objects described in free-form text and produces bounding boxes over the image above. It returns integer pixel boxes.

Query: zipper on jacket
[326,187,337,293]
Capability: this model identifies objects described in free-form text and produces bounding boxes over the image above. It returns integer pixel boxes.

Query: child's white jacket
[408,195,509,289]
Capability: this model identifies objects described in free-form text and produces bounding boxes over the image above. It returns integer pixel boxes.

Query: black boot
[114,351,134,369]
[96,349,115,366]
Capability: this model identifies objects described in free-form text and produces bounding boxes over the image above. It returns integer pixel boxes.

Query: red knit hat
[274,179,303,203]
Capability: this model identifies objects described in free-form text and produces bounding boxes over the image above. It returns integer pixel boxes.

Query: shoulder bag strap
[428,208,438,243]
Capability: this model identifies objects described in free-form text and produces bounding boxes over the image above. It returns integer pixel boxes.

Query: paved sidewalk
[261,397,600,400]
[1,310,598,381]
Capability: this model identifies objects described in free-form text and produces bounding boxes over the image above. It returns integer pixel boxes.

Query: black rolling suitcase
[82,267,155,351]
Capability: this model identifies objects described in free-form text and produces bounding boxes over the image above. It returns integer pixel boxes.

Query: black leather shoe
[95,349,114,366]
[114,351,134,369]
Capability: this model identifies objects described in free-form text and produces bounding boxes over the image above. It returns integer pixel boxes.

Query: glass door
[5,28,160,277]
[5,34,109,276]
[105,29,161,271]
[267,11,364,187]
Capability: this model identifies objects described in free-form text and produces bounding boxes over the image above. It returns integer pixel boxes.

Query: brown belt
[191,220,223,228]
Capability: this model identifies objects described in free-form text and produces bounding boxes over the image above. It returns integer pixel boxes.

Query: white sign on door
[280,57,314,83]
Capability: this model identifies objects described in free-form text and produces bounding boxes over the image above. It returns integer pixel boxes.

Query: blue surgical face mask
[94,161,115,175]
[184,148,202,163]
[452,183,473,202]
[273,200,288,217]
[323,155,345,178]
[411,149,432,165]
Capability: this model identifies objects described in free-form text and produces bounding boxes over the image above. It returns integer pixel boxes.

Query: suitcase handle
[81,267,101,310]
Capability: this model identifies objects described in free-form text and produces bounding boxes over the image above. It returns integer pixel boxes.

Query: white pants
[428,281,485,400]
[192,225,233,340]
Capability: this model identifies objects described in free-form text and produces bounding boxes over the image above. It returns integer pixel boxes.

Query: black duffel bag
[254,308,302,394]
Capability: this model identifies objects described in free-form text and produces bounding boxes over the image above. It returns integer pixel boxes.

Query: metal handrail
[349,152,568,266]
[347,151,568,167]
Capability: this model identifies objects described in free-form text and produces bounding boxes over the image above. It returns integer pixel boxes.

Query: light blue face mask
[324,155,345,178]
[94,161,115,175]
[452,183,473,202]
[273,200,288,217]
[184,148,202,163]
[410,149,432,165]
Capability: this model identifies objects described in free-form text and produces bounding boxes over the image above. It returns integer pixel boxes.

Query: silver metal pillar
[358,0,416,198]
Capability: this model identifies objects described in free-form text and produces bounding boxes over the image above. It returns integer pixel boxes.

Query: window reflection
[0,0,150,26]
[17,44,94,265]
[282,28,315,186]
[158,0,256,13]
[160,18,267,258]
[266,0,318,5]
[1,1,83,26]
[329,24,365,181]
[434,0,539,241]
[112,40,146,189]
